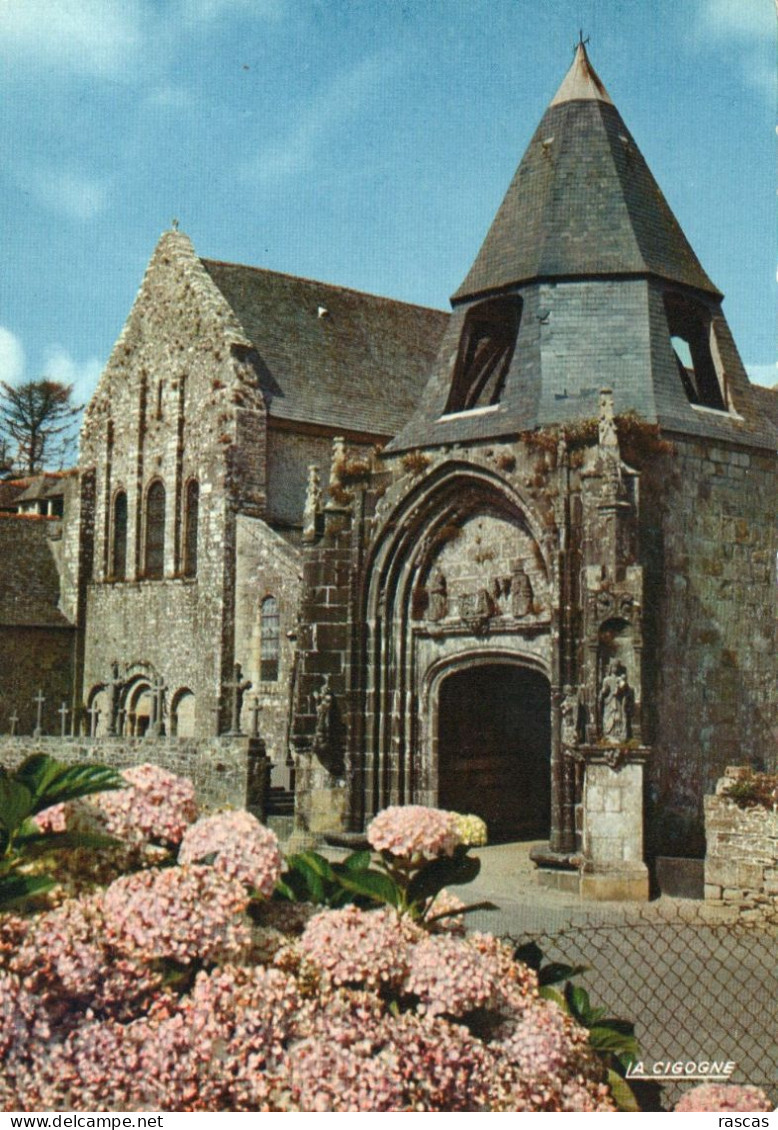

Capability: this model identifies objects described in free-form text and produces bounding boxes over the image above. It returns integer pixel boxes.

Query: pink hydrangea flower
[367,805,462,860]
[95,763,197,846]
[675,1084,772,1112]
[12,895,162,1020]
[403,934,503,1017]
[299,906,423,990]
[103,864,251,965]
[426,888,467,934]
[33,798,109,837]
[496,998,590,1081]
[178,810,282,898]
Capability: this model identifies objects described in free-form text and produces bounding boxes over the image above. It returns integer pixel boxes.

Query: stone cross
[87,703,100,738]
[58,702,70,738]
[248,695,262,739]
[107,662,123,736]
[150,677,166,738]
[225,664,251,736]
[33,690,45,739]
[8,711,18,737]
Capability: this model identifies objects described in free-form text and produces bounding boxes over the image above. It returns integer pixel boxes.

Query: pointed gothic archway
[436,662,551,844]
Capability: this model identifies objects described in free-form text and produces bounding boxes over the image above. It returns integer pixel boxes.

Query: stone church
[2,45,775,895]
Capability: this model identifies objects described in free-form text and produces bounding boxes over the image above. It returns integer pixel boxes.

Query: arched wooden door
[437,663,551,843]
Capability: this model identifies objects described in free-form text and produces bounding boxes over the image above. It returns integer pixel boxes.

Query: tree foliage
[0,379,81,474]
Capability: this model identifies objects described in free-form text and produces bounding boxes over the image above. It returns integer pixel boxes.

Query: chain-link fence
[504,908,777,1111]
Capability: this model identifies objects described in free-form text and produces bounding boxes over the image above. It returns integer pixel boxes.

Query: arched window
[112,490,127,580]
[260,596,280,681]
[183,479,199,578]
[444,296,522,415]
[145,480,166,579]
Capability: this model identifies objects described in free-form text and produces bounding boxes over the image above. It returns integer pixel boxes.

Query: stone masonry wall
[78,232,268,734]
[640,435,777,855]
[705,770,778,907]
[0,628,75,737]
[234,515,301,785]
[0,735,264,813]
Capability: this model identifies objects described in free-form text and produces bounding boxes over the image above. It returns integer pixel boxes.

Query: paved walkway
[461,842,777,1110]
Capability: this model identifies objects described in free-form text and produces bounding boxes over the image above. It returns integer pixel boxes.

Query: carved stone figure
[598,660,633,743]
[302,464,322,543]
[226,663,251,735]
[312,676,334,755]
[427,568,448,622]
[510,559,533,618]
[560,685,579,748]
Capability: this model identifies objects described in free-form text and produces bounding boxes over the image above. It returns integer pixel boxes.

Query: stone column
[579,745,650,900]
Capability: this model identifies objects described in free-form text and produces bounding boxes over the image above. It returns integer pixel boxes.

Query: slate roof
[201,261,449,436]
[0,479,29,512]
[453,45,720,303]
[0,472,74,512]
[391,45,776,454]
[750,384,778,431]
[0,515,72,628]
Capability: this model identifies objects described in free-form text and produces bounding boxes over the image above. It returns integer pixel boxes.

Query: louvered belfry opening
[444,297,522,414]
[664,292,727,411]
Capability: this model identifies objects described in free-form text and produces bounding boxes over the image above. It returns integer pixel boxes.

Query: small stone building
[1,45,775,893]
[289,45,777,889]
[75,232,446,784]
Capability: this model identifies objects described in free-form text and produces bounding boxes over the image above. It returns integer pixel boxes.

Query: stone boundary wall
[704,769,778,908]
[0,735,265,814]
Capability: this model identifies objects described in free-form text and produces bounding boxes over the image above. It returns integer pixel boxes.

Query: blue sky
[0,0,776,412]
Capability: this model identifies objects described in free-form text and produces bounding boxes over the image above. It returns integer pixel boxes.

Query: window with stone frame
[260,595,280,682]
[183,479,199,578]
[444,296,522,414]
[664,292,727,411]
[112,490,128,580]
[144,480,166,579]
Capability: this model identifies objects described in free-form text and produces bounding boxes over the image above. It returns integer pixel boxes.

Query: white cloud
[696,0,776,100]
[0,0,145,79]
[42,347,103,407]
[745,362,778,388]
[0,328,26,386]
[0,331,101,407]
[177,0,284,23]
[0,0,285,82]
[698,0,776,40]
[28,170,111,222]
[248,53,400,186]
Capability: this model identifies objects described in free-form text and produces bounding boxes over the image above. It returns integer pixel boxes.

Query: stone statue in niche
[313,676,334,752]
[598,660,634,743]
[510,559,534,618]
[311,675,345,776]
[427,568,448,622]
[560,685,580,748]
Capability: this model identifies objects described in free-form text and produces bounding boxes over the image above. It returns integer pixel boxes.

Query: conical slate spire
[549,41,613,107]
[453,43,720,303]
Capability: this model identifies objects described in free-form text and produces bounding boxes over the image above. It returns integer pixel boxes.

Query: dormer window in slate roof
[664,292,728,412]
[443,296,522,416]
